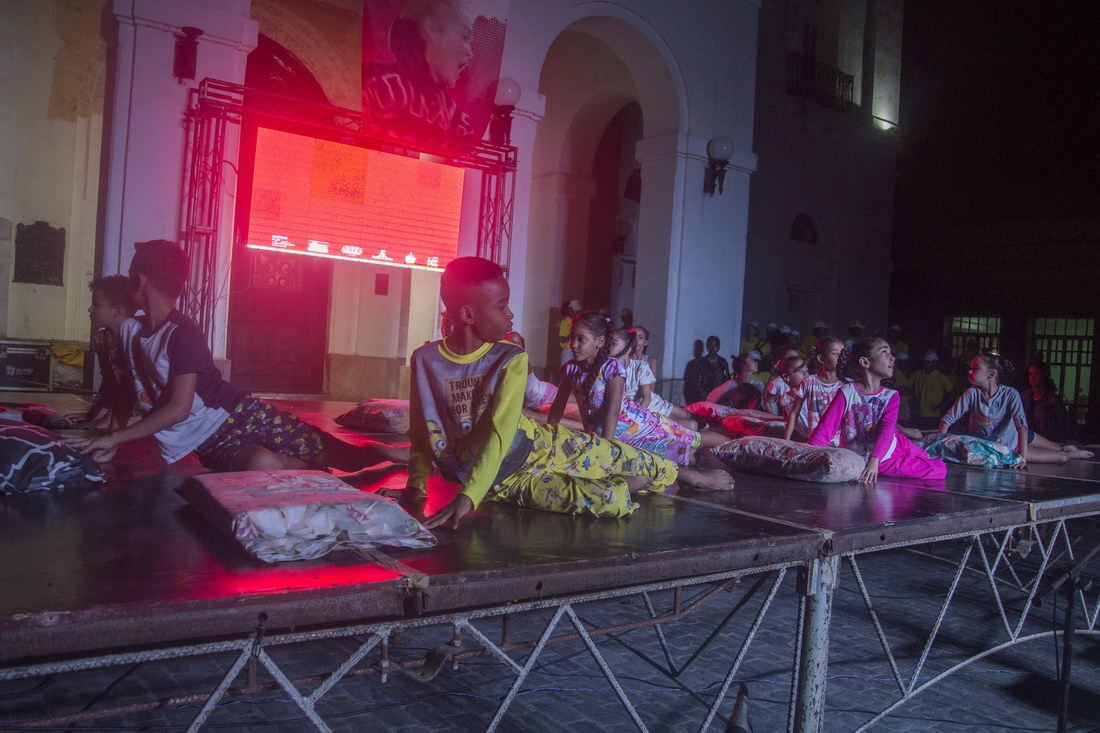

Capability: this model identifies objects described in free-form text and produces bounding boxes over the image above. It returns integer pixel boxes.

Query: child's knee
[235,445,289,471]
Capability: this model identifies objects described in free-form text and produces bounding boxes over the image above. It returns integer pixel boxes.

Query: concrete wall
[504,1,760,379]
[742,0,901,342]
[4,0,770,397]
[0,0,107,343]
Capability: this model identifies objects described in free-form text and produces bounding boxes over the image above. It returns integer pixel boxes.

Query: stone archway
[522,15,683,370]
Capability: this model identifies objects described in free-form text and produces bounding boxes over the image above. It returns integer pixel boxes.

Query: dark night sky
[894,1,1100,236]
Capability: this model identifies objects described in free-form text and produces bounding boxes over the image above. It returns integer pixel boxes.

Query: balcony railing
[786,53,857,115]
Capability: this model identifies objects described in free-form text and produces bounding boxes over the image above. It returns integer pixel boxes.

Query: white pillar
[101,0,257,355]
[635,133,756,381]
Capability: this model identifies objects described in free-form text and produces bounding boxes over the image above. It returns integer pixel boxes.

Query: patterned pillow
[919,433,1024,468]
[177,470,436,562]
[0,419,105,495]
[685,403,785,437]
[335,399,410,434]
[684,401,736,421]
[711,436,866,483]
[0,402,70,430]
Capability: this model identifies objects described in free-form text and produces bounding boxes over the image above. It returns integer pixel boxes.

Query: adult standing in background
[910,349,953,430]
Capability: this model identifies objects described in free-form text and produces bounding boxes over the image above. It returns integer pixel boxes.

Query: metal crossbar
[842,517,1100,731]
[2,563,802,731]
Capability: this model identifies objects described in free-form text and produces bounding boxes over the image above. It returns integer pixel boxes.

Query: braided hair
[844,337,888,381]
[979,353,1015,384]
[611,328,637,360]
[570,310,615,375]
[808,337,846,378]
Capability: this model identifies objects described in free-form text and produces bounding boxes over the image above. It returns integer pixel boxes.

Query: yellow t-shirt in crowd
[558,316,572,348]
[893,368,911,423]
[911,368,953,418]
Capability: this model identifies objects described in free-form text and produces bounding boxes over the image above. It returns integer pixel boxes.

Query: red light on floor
[245,127,465,271]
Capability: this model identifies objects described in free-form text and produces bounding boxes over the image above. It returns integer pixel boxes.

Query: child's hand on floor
[858,457,880,485]
[424,494,473,529]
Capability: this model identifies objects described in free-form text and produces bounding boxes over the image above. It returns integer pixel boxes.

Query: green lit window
[947,316,1001,360]
[1032,318,1094,426]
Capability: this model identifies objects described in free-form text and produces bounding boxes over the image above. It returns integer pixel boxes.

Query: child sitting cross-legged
[64,240,408,472]
[414,259,732,529]
[552,313,730,464]
[807,337,946,483]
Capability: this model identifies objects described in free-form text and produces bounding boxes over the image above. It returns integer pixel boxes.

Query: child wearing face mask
[808,337,946,484]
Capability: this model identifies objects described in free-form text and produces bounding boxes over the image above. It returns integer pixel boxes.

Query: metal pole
[792,555,838,732]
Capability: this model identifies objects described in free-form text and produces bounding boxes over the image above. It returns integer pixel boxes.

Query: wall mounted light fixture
[489,77,521,145]
[704,136,734,195]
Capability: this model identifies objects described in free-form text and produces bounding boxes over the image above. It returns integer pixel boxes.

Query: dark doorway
[228,36,332,394]
[584,101,642,317]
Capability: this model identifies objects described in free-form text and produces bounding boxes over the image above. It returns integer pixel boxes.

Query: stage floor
[3,394,1100,729]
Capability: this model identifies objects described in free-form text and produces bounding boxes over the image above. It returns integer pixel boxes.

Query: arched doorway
[228,36,333,394]
[523,16,682,371]
[586,101,643,323]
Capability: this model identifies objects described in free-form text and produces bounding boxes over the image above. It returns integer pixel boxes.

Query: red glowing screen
[244,127,465,271]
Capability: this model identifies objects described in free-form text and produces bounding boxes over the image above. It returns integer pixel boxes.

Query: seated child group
[67,245,1091,530]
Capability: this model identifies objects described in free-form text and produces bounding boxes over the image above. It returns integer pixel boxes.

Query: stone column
[101,0,257,358]
[634,132,756,381]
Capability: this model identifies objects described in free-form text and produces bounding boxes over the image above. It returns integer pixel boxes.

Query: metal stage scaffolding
[180,79,518,347]
[3,398,1100,730]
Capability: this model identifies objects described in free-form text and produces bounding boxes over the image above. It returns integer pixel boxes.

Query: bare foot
[677,466,734,491]
[624,474,653,493]
[378,443,410,465]
[1066,448,1094,460]
[376,487,405,499]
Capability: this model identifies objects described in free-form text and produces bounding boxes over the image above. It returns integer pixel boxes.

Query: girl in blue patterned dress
[938,354,1092,463]
[550,312,724,465]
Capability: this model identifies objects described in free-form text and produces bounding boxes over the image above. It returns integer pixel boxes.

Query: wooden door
[227,246,330,394]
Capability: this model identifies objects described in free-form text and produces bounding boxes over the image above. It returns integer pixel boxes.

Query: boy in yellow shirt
[413,258,732,529]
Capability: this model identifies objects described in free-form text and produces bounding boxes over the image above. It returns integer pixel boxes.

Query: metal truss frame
[180,78,517,346]
[2,562,800,732]
[822,517,1100,731]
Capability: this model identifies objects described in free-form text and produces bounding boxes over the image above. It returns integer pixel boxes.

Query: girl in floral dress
[551,312,724,465]
[808,337,946,483]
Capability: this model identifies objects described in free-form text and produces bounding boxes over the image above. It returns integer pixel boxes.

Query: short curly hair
[129,240,189,299]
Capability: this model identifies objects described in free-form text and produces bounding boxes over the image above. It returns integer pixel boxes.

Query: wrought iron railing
[786,53,857,115]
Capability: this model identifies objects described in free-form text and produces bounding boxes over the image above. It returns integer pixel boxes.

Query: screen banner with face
[362,0,507,152]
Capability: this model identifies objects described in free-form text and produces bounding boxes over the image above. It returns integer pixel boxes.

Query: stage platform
[2,394,1100,730]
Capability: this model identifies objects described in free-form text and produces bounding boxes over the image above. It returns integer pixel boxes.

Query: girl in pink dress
[808,337,946,483]
[551,312,724,464]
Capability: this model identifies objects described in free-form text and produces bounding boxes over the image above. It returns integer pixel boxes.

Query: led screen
[244,127,464,271]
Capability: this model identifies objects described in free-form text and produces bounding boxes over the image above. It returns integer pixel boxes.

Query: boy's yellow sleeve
[405,359,432,494]
[460,352,528,508]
